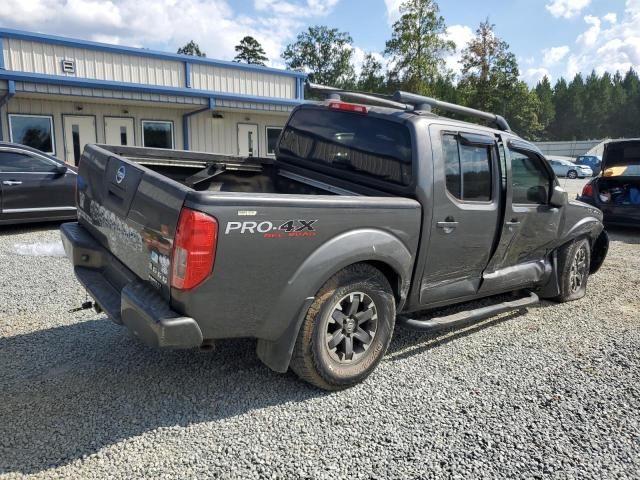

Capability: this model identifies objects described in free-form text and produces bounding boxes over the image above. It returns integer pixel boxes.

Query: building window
[8,114,55,154]
[142,120,174,149]
[266,127,283,156]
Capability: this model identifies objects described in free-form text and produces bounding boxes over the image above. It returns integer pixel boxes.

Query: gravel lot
[0,222,638,479]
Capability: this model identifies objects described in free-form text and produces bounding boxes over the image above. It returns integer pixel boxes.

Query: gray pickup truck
[61,88,609,390]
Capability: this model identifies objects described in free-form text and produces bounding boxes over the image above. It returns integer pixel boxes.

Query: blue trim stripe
[185,62,192,88]
[0,28,306,79]
[0,36,4,69]
[0,70,302,107]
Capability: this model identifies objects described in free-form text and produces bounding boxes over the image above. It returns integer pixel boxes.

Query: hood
[602,140,640,177]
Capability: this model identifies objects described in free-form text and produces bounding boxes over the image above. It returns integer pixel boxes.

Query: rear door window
[442,133,493,202]
[278,108,413,186]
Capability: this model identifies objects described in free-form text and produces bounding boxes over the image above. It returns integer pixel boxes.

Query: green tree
[458,20,519,114]
[620,69,640,138]
[566,73,586,139]
[384,0,454,95]
[550,78,572,140]
[282,25,356,88]
[357,53,386,93]
[233,36,268,66]
[534,76,555,140]
[177,40,206,57]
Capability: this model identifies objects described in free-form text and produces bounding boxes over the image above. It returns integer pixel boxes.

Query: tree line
[177,0,640,142]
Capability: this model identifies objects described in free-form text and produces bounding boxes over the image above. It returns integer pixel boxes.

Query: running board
[398,291,539,332]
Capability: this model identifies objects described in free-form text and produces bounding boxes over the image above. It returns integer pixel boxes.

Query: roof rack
[305,81,512,132]
[306,81,410,111]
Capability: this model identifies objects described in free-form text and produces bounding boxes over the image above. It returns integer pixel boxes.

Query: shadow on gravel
[0,318,328,474]
[387,310,525,362]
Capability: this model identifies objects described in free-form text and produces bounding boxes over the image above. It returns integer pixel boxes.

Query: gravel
[0,223,639,479]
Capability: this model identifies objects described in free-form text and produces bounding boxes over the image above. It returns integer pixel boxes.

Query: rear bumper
[576,196,640,227]
[60,222,203,348]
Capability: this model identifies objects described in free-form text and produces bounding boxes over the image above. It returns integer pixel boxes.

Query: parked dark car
[0,142,77,225]
[578,140,640,227]
[576,155,602,176]
[61,89,608,390]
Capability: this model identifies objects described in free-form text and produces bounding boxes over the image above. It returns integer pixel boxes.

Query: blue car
[576,155,602,176]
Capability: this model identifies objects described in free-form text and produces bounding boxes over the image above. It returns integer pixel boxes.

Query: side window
[510,149,551,205]
[442,133,493,202]
[0,151,59,173]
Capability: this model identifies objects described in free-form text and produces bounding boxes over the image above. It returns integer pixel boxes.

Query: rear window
[277,108,413,186]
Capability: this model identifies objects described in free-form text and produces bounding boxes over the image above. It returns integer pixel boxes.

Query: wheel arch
[255,228,414,373]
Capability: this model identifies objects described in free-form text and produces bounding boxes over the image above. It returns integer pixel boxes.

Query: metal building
[0,28,306,164]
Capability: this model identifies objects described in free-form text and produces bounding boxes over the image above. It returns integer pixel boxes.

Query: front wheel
[567,170,578,179]
[290,264,396,390]
[554,238,591,302]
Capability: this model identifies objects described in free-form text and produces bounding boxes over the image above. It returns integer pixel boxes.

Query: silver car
[547,158,593,179]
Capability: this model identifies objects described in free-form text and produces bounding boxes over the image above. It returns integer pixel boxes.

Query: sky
[0,0,637,86]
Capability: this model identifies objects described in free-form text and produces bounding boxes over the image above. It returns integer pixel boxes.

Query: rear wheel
[554,238,591,302]
[290,264,396,390]
[567,170,578,179]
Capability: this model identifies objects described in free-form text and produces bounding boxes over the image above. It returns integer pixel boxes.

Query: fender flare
[256,228,414,373]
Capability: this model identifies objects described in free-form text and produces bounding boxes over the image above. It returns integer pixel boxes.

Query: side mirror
[549,185,568,207]
[53,164,68,175]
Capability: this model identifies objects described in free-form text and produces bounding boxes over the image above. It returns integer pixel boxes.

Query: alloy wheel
[569,245,588,293]
[324,292,378,363]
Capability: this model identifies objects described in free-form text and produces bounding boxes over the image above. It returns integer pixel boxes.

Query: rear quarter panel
[172,192,422,341]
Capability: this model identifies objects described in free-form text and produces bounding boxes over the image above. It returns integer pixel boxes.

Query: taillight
[582,183,594,197]
[328,101,368,114]
[171,208,218,290]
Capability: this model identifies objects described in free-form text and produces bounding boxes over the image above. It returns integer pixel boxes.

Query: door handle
[2,180,23,186]
[437,219,459,233]
[505,219,521,226]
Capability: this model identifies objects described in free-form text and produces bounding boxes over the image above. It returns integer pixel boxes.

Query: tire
[290,264,396,390]
[554,238,591,302]
[567,170,578,179]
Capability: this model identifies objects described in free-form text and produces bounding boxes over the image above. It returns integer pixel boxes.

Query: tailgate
[76,144,192,300]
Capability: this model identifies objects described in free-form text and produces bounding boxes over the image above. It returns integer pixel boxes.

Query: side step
[398,290,539,333]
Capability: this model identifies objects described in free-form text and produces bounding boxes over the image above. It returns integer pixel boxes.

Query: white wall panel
[190,64,296,99]
[5,39,184,88]
[189,110,289,156]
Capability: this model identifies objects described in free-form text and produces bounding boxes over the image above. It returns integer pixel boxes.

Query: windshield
[277,108,413,186]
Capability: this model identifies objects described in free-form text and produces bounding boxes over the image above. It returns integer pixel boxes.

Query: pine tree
[177,40,206,57]
[384,0,454,95]
[357,53,386,93]
[534,76,555,140]
[233,36,269,66]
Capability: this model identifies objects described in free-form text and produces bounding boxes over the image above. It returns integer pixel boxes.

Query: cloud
[542,45,571,66]
[383,0,404,25]
[603,12,618,23]
[523,68,552,84]
[577,15,601,47]
[546,0,591,19]
[564,1,640,78]
[443,24,475,76]
[0,0,340,67]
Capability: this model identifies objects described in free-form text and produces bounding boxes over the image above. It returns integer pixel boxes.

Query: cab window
[443,134,493,202]
[510,149,551,204]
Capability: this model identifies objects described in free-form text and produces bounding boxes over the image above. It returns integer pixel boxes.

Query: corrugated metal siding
[189,110,289,155]
[4,38,184,88]
[190,64,296,99]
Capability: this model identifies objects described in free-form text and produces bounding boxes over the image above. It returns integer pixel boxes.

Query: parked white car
[547,158,593,179]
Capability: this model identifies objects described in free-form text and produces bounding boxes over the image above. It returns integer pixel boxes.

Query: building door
[237,123,259,157]
[63,115,97,166]
[104,117,135,147]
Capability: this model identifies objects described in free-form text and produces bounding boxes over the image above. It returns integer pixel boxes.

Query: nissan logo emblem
[115,165,126,184]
